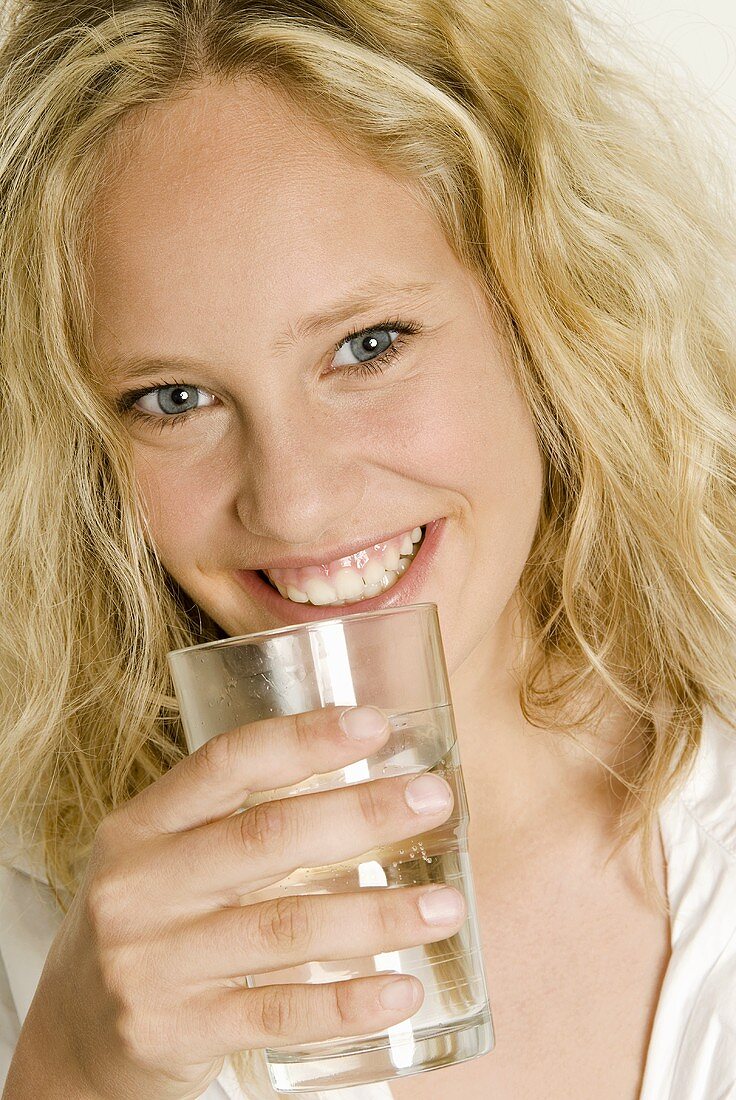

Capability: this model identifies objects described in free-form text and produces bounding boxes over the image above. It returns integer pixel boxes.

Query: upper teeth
[265,526,425,606]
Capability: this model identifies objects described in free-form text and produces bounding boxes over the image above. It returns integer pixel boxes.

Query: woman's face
[91,79,544,680]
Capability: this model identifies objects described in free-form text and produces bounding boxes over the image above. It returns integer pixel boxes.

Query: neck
[447,593,647,849]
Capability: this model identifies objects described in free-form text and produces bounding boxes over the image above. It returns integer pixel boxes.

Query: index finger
[119,705,391,837]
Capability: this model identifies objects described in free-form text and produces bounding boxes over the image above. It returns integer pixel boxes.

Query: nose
[233,408,367,549]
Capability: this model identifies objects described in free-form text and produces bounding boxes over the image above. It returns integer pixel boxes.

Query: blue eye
[332,324,406,374]
[116,316,422,433]
[131,384,215,419]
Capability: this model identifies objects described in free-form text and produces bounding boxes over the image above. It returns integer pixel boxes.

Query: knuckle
[116,1004,142,1060]
[257,896,312,953]
[109,961,169,1069]
[238,798,289,853]
[93,809,118,848]
[116,1004,158,1069]
[356,780,387,832]
[90,810,128,869]
[196,730,236,778]
[331,980,359,1030]
[85,874,125,936]
[373,891,398,945]
[99,943,134,1000]
[257,986,294,1039]
[292,710,316,760]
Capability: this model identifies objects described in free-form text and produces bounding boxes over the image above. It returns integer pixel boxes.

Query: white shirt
[0,702,735,1099]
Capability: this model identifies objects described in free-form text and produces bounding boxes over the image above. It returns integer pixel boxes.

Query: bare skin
[390,774,671,1100]
[403,608,671,1099]
[32,75,672,1099]
[390,885,670,1099]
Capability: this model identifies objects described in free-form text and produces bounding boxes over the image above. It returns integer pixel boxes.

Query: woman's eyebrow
[269,277,436,352]
[104,277,436,384]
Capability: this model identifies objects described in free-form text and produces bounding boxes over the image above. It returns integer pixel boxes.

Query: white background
[582,0,736,158]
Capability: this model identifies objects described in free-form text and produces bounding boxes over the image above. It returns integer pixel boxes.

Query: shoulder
[657,701,736,960]
[633,704,736,1098]
[664,701,736,861]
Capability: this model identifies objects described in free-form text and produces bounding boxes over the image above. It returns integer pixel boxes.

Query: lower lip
[233,517,446,625]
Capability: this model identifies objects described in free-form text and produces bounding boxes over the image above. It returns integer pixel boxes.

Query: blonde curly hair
[1,0,735,1094]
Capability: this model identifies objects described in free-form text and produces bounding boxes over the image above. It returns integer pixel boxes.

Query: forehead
[89,80,458,353]
[94,78,374,232]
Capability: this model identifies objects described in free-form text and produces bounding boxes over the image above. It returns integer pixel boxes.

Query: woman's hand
[4,705,462,1100]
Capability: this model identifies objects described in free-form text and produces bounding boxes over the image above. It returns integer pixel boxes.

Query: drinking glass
[167,602,494,1092]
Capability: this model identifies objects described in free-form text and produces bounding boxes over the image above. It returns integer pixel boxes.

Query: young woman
[1,2,734,1098]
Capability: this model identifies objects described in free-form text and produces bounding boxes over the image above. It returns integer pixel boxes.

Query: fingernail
[379,977,418,1011]
[339,706,389,741]
[418,886,466,925]
[404,774,452,814]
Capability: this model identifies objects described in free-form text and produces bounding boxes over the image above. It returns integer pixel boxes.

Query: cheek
[131,445,224,563]
[374,355,543,508]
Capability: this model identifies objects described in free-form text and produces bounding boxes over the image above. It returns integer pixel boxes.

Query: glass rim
[166,601,438,658]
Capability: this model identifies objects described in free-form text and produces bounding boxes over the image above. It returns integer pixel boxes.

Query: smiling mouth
[256,525,427,607]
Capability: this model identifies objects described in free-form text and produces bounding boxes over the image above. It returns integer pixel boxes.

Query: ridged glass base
[266,1010,494,1093]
